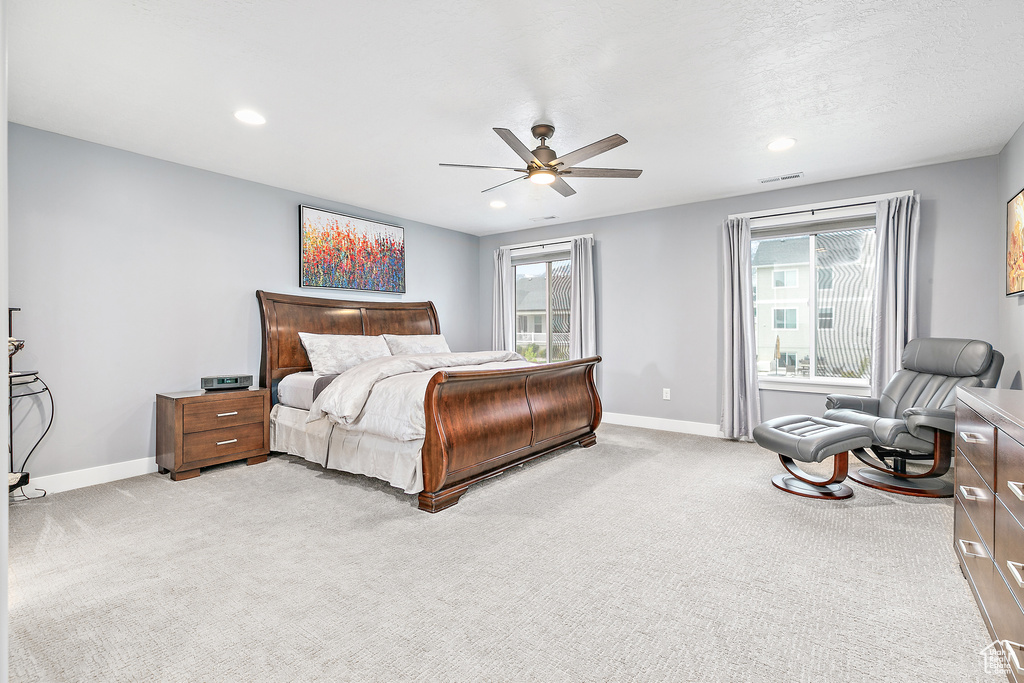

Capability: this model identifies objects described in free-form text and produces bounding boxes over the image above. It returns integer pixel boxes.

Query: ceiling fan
[440,124,642,197]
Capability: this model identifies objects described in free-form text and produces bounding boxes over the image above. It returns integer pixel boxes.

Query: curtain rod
[729,190,914,222]
[750,200,876,221]
[502,233,593,251]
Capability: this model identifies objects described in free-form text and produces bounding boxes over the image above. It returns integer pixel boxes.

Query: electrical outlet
[663,388,671,400]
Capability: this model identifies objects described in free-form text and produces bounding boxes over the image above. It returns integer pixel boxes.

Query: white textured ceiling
[8,1,1024,235]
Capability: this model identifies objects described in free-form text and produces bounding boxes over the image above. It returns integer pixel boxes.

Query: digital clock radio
[201,374,253,391]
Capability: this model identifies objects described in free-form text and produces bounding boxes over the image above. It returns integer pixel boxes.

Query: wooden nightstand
[156,387,270,481]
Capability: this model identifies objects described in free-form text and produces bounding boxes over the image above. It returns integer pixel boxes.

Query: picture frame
[1008,186,1024,296]
[299,205,406,293]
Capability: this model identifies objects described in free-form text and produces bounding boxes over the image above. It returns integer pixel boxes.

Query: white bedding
[271,404,424,492]
[309,350,530,441]
[277,372,316,410]
[272,350,532,494]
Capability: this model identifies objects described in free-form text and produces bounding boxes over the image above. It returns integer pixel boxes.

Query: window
[818,307,834,329]
[752,226,876,382]
[773,269,797,288]
[514,258,570,363]
[773,308,797,329]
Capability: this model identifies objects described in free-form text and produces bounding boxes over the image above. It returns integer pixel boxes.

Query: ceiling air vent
[529,216,559,222]
[759,172,804,184]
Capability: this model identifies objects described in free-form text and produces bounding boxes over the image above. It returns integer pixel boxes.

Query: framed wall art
[299,205,406,293]
[1008,187,1024,296]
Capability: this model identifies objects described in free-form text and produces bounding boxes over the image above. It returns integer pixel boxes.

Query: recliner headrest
[901,338,993,377]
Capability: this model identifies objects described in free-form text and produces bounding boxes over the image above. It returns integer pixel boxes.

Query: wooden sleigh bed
[257,290,602,512]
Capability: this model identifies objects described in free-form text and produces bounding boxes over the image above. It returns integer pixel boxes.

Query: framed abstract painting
[1009,187,1024,296]
[299,205,406,293]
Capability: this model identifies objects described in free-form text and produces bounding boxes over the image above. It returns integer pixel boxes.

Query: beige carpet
[9,425,994,682]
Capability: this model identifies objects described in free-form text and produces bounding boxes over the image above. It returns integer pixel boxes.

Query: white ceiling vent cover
[759,172,805,184]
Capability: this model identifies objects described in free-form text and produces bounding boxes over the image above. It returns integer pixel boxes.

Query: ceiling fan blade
[440,163,527,172]
[562,167,643,178]
[550,134,627,169]
[482,176,528,193]
[550,177,576,197]
[494,128,542,166]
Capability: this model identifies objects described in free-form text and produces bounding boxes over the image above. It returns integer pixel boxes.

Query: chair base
[771,473,854,500]
[847,467,953,498]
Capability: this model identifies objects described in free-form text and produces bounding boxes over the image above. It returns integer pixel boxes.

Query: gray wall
[8,124,480,478]
[998,120,1024,389]
[479,156,1001,425]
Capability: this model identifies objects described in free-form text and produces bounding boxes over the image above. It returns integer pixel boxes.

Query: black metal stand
[9,308,54,494]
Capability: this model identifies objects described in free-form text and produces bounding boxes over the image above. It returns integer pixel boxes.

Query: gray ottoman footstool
[753,415,874,500]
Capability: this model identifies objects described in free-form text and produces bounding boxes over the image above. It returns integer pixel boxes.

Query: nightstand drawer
[183,394,265,433]
[182,422,265,464]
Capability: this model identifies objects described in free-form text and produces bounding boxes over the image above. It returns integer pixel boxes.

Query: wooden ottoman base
[771,452,854,500]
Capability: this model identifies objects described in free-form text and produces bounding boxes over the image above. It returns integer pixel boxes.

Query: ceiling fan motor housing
[532,146,556,165]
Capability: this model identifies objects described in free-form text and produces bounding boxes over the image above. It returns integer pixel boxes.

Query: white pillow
[383,333,451,355]
[298,333,391,375]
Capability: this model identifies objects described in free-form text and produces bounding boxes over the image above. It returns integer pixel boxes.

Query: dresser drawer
[986,562,1024,673]
[956,452,995,553]
[182,422,265,464]
[956,402,996,489]
[183,393,265,433]
[955,497,994,606]
[1000,431,1024,525]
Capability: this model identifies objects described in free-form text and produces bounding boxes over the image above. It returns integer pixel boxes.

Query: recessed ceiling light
[234,109,266,125]
[489,200,507,209]
[767,137,796,152]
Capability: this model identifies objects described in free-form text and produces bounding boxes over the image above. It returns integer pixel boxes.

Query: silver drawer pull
[1006,642,1024,673]
[959,431,985,444]
[217,411,238,417]
[216,439,238,446]
[958,539,987,558]
[959,485,985,501]
[1009,481,1024,502]
[1008,561,1024,588]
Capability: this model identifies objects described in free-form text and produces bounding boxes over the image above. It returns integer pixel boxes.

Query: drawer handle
[1009,481,1024,502]
[1008,560,1024,588]
[958,485,986,501]
[959,431,985,444]
[217,411,238,417]
[1006,642,1024,674]
[216,439,238,446]
[958,539,987,559]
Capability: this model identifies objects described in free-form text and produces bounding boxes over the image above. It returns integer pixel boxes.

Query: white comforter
[308,351,530,441]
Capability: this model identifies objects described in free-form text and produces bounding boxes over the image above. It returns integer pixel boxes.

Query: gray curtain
[871,195,920,394]
[569,236,597,358]
[721,217,761,440]
[492,247,515,351]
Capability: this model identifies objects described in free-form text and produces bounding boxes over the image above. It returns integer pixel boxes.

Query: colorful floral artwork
[1009,189,1024,296]
[300,206,405,293]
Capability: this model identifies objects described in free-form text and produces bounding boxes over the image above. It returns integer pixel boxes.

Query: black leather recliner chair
[824,338,1003,497]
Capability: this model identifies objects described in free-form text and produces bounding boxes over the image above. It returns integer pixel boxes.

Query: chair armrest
[825,395,879,414]
[903,407,956,439]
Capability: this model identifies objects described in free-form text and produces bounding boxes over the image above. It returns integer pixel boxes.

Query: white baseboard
[602,412,722,438]
[24,457,158,495]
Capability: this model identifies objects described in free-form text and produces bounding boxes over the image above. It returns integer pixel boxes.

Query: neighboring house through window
[749,210,879,384]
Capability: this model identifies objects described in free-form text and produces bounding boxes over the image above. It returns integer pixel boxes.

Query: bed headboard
[256,290,440,401]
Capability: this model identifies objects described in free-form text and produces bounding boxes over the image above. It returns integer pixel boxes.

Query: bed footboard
[418,356,602,512]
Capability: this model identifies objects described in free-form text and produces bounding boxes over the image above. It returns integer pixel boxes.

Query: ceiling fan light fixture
[767,137,796,152]
[529,169,557,185]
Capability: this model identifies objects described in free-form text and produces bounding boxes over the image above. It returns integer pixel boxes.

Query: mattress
[270,404,424,493]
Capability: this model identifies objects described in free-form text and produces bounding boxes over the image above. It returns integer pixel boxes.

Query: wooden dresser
[156,387,270,481]
[956,387,1024,680]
